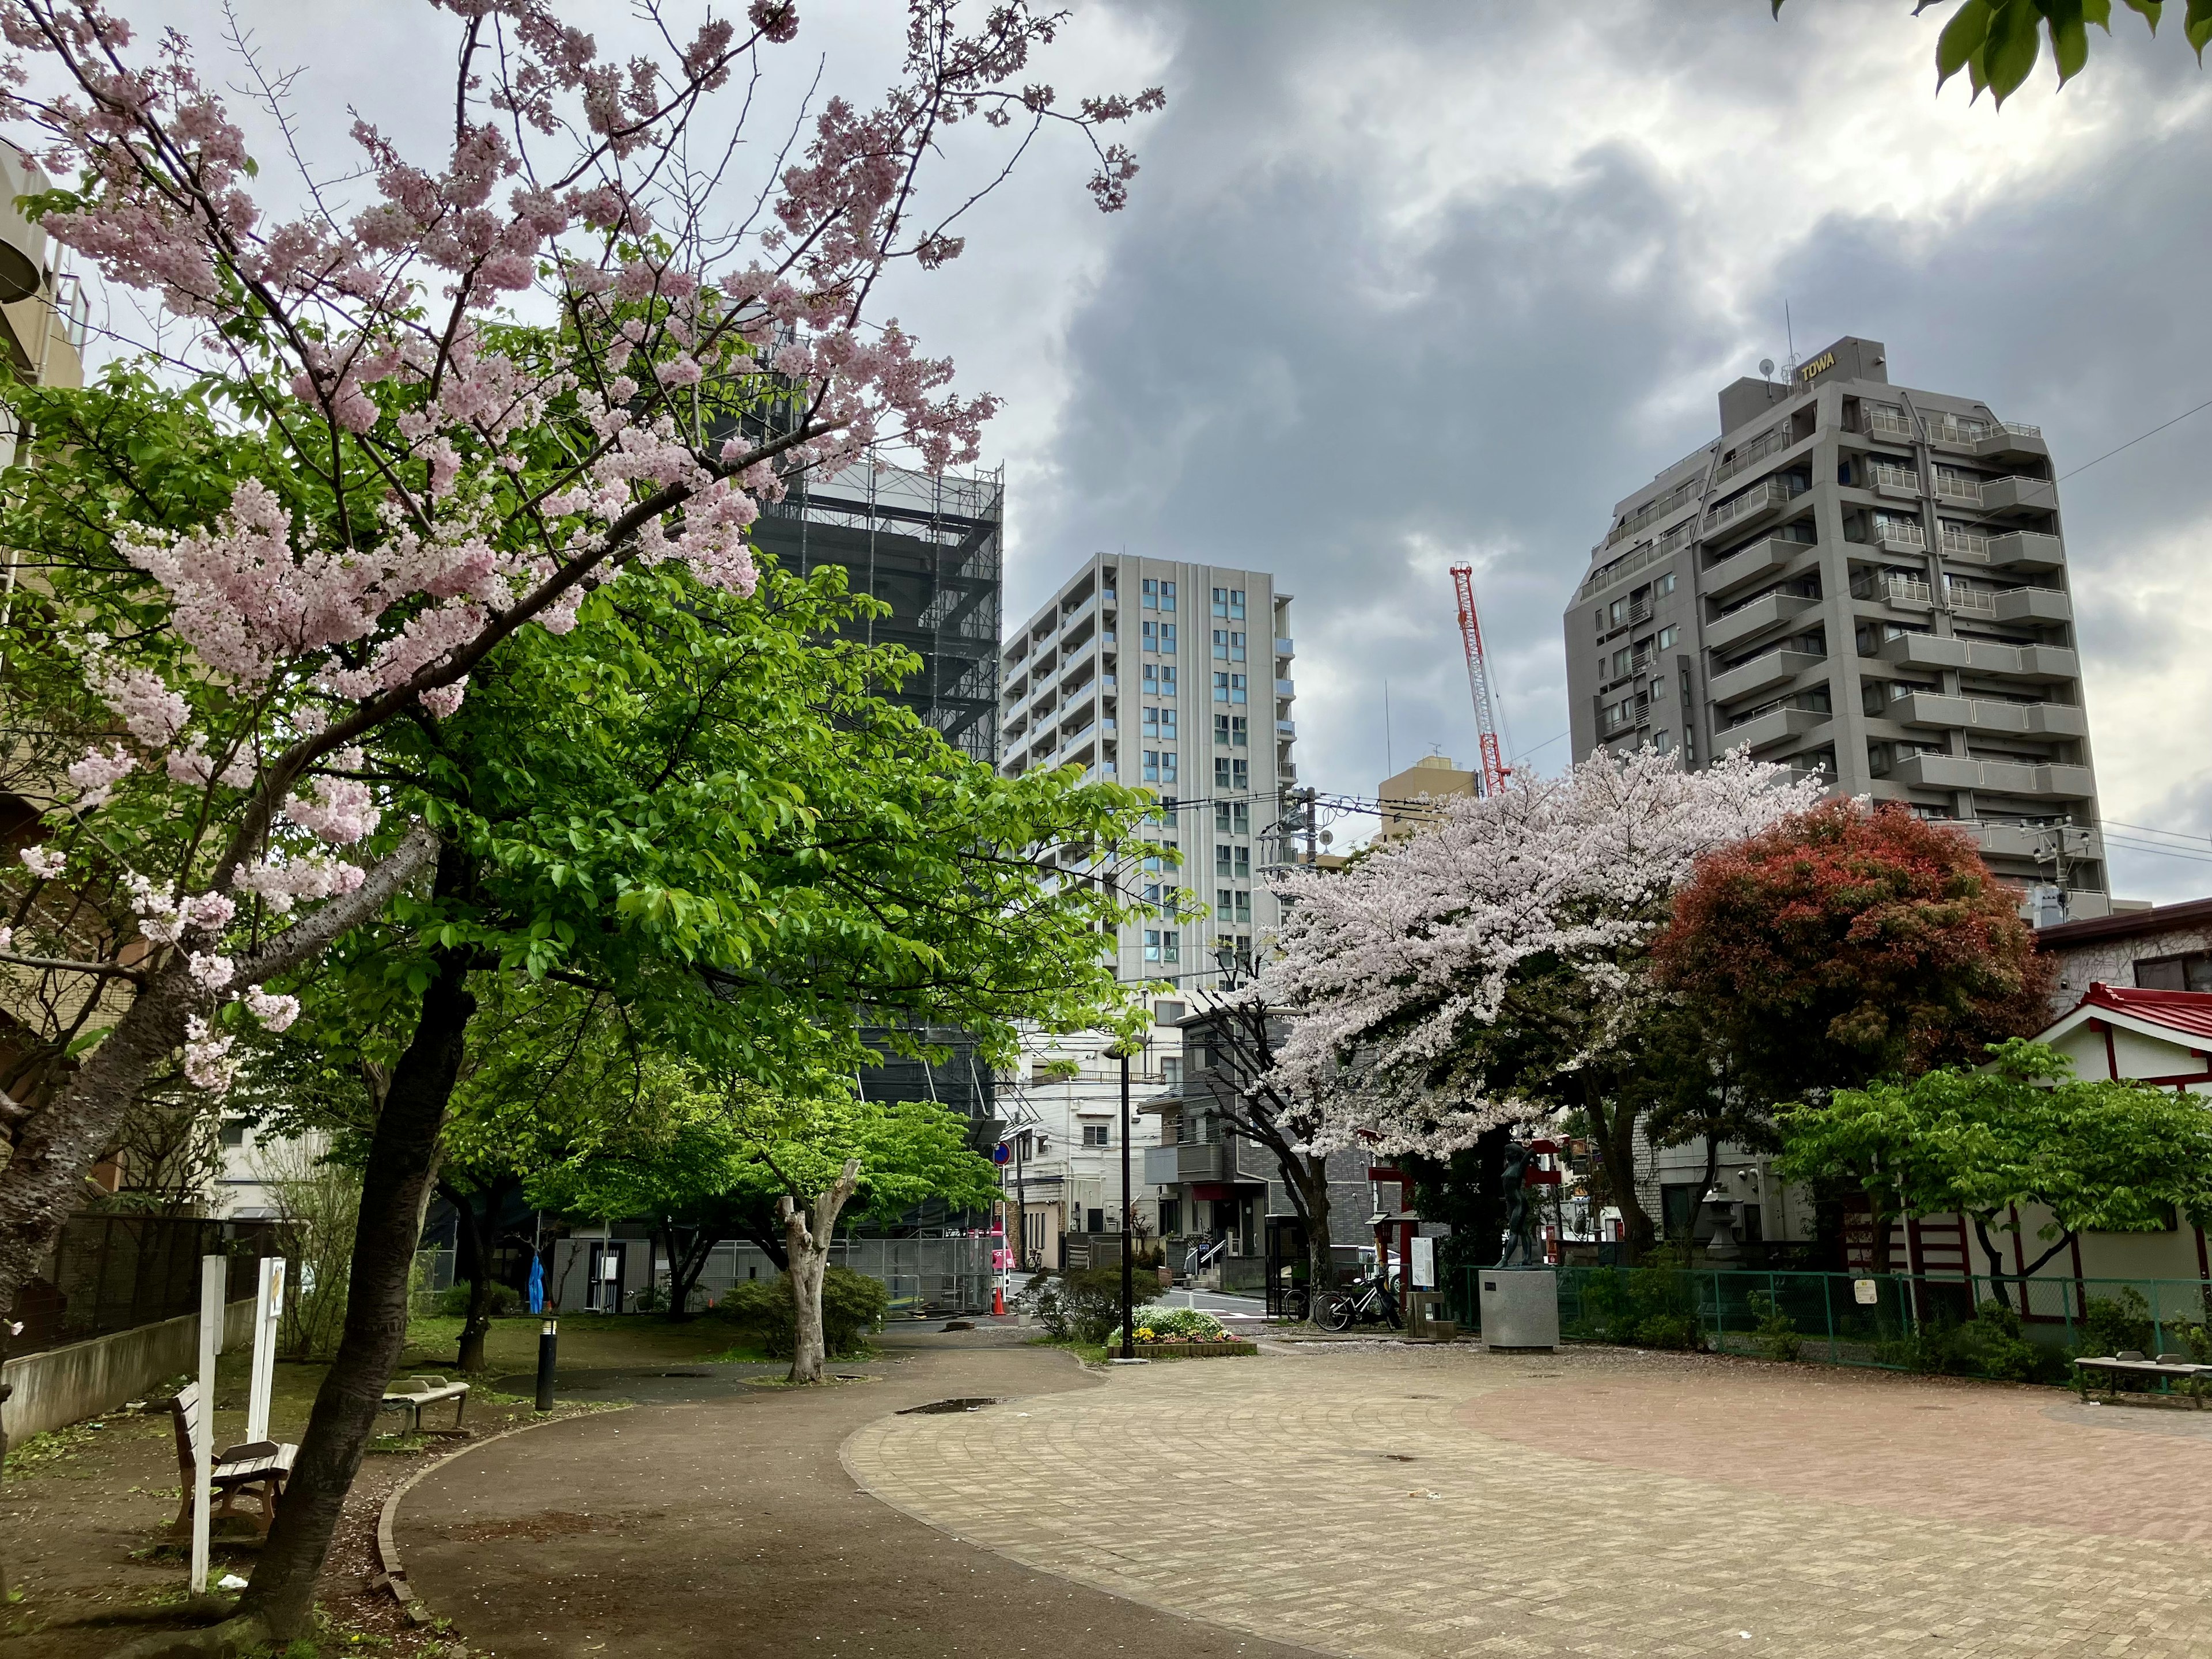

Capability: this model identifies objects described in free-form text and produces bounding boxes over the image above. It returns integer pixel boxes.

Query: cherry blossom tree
[0,0,1160,1344]
[1259,748,1822,1260]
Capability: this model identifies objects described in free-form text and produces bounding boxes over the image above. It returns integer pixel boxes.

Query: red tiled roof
[2078,982,2212,1041]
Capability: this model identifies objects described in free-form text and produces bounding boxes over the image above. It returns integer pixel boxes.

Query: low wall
[3,1296,256,1442]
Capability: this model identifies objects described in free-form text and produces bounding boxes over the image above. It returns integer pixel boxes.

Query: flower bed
[1133,1339,1258,1359]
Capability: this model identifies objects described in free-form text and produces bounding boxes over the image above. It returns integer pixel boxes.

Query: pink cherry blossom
[18,845,65,880]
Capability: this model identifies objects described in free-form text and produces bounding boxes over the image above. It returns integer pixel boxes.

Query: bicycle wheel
[1280,1287,1310,1323]
[1317,1293,1354,1332]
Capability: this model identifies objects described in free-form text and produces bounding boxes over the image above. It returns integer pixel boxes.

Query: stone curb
[372,1404,632,1626]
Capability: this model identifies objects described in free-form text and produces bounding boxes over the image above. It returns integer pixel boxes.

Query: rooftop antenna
[1759,357,1776,383]
[1384,679,1394,777]
[1784,302,1798,382]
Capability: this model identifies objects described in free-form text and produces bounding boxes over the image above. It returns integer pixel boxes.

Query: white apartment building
[998,554,1298,992]
[998,1024,1185,1268]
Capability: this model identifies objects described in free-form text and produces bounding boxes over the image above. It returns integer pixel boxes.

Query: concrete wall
[3,1296,255,1443]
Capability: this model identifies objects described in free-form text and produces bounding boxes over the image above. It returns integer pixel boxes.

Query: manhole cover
[899,1397,999,1415]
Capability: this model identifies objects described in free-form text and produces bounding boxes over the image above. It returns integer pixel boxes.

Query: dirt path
[396,1332,1312,1658]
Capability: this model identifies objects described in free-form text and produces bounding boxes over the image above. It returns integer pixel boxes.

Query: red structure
[1449,563,1509,796]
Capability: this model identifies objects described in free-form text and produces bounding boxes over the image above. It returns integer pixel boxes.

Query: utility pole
[1119,1046,1134,1360]
[1301,787,1317,866]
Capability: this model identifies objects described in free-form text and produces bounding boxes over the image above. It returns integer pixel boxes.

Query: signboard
[1798,348,1838,384]
[1411,1235,1437,1290]
[991,1141,1013,1166]
[1853,1278,1879,1305]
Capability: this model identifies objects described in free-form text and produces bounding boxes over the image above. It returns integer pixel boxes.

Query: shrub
[2080,1287,2156,1358]
[1633,1313,1701,1351]
[1025,1266,1127,1344]
[714,1268,888,1358]
[1748,1292,1801,1363]
[433,1279,523,1319]
[1948,1299,2040,1382]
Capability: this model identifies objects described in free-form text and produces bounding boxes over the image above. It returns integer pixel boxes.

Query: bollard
[535,1317,558,1412]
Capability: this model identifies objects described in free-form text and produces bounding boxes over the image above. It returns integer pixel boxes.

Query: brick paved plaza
[844,1342,2212,1658]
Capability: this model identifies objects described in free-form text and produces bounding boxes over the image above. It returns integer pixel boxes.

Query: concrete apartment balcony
[1866,461,1922,501]
[1275,678,1296,700]
[1875,634,2079,680]
[1990,585,2071,624]
[1709,646,1824,703]
[1891,694,2089,739]
[1703,533,1813,598]
[1706,590,1819,654]
[1978,475,2059,515]
[1852,572,1933,612]
[1984,531,2065,575]
[1275,637,1294,656]
[1965,821,2101,863]
[1974,424,2049,465]
[1703,476,1805,538]
[1870,521,1928,555]
[1142,1139,1272,1186]
[1717,705,1828,752]
[1889,753,2096,798]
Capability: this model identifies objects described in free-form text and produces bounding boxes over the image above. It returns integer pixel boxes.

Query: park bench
[380,1374,471,1434]
[2073,1350,2212,1405]
[166,1382,296,1537]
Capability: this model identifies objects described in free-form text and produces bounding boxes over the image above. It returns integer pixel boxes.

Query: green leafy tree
[1778,1041,2212,1303]
[1771,0,2204,108]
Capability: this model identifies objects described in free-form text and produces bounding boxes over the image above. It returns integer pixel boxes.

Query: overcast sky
[120,3,2212,898]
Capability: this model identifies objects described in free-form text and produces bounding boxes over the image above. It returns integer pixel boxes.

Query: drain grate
[899,1397,999,1415]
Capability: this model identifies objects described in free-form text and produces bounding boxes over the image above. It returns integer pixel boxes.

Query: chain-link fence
[1452,1264,2212,1387]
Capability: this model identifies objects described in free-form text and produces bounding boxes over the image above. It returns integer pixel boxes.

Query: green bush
[1747,1292,1801,1362]
[1948,1299,2041,1382]
[1025,1266,1128,1344]
[1633,1313,1701,1350]
[714,1268,888,1357]
[2080,1287,2156,1358]
[433,1279,522,1319]
[1108,1305,1225,1344]
[1575,1267,1702,1351]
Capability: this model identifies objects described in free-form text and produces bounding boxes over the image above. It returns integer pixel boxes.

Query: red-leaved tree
[1653,798,2055,1104]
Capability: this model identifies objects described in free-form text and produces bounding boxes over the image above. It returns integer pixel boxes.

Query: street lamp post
[1119,1045,1134,1360]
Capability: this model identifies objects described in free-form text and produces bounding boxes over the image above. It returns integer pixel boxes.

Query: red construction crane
[1449,564,1509,797]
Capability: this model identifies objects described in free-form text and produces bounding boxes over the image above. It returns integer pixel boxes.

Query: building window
[1230,589,1245,619]
[1143,620,1158,651]
[2138,953,2212,992]
[1229,632,1246,662]
[1155,999,1185,1024]
[1229,675,1247,704]
[1213,587,1229,616]
[1231,759,1248,790]
[1087,1207,1106,1232]
[1215,756,1232,790]
[1610,646,1631,679]
[1234,890,1251,923]
[1160,581,1177,612]
[1143,750,1160,782]
[1650,676,1666,701]
[1161,751,1178,783]
[1143,707,1160,739]
[1142,663,1158,694]
[1160,666,1177,696]
[1230,716,1248,747]
[1234,845,1250,878]
[1163,930,1180,963]
[1213,628,1230,660]
[1215,801,1251,834]
[1159,708,1177,739]
[1654,729,1671,751]
[219,1119,248,1148]
[1609,597,1627,627]
[1216,885,1234,917]
[1657,625,1677,649]
[1082,1124,1111,1147]
[1656,571,1676,598]
[1161,1057,1181,1086]
[1161,623,1177,653]
[1215,844,1233,876]
[1213,672,1230,703]
[1142,881,1160,903]
[1214,713,1232,745]
[1144,929,1161,961]
[1143,578,1159,608]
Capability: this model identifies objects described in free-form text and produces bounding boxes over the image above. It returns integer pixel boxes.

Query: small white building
[1000,1017,1182,1268]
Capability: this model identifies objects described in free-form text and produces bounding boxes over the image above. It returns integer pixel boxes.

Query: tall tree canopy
[1653,799,2054,1105]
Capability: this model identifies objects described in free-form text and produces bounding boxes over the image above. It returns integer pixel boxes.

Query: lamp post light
[1119,1044,1134,1360]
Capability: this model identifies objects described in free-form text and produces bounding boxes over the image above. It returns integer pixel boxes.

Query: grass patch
[5,1418,120,1476]
[1027,1334,1109,1365]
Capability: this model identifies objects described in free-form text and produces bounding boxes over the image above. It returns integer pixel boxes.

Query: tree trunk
[1971,1213,2012,1311]
[440,1177,497,1374]
[779,1159,860,1384]
[664,1224,717,1320]
[1296,1152,1334,1327]
[1587,1081,1653,1265]
[239,944,478,1641]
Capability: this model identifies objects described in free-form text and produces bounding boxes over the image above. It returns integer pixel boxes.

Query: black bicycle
[1316,1275,1402,1332]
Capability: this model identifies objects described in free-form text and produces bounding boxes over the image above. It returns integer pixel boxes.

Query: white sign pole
[245,1256,283,1444]
[190,1254,226,1594]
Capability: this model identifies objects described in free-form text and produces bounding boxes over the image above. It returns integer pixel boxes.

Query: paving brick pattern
[842,1343,2212,1658]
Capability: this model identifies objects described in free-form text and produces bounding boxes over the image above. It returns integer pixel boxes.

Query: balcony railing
[1605,475,1704,548]
[1705,475,1805,533]
[1865,406,1915,440]
[1865,460,1921,494]
[1853,572,1931,607]
[1712,423,1793,487]
[1941,525,1990,560]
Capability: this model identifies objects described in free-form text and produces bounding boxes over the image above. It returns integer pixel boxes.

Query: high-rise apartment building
[1564,336,2109,916]
[999,555,1298,988]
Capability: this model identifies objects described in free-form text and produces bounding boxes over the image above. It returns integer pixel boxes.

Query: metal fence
[1452,1264,2212,1385]
[7,1213,297,1357]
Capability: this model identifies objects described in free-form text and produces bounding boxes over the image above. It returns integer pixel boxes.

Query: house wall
[2046,920,2212,1013]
